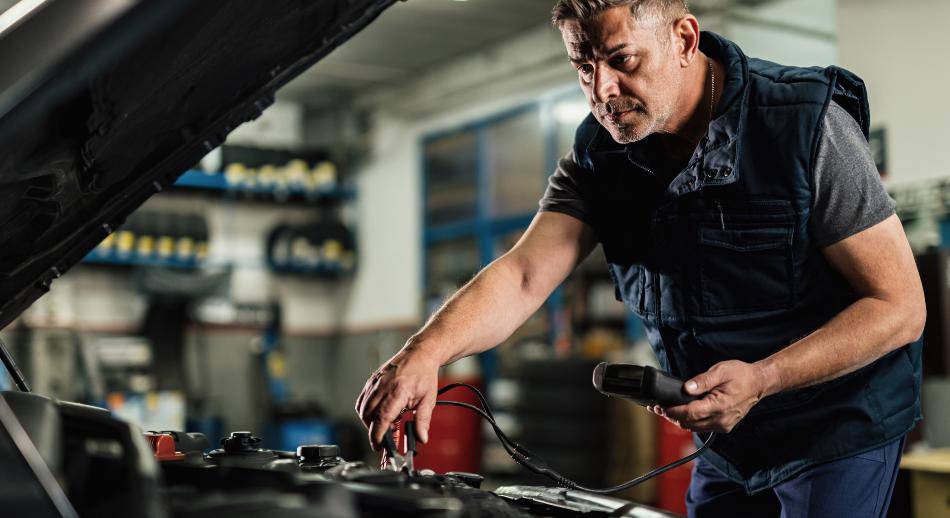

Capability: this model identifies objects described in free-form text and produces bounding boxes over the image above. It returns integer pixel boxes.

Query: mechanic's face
[561,7,683,144]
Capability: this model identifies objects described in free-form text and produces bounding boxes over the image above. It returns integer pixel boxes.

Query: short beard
[604,108,663,145]
[612,121,648,144]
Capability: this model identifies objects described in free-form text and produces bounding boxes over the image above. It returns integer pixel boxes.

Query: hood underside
[0,0,395,329]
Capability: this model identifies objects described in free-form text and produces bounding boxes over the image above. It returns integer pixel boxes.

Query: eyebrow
[569,42,632,63]
[605,43,631,55]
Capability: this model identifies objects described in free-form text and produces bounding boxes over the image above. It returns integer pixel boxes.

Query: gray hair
[551,0,689,29]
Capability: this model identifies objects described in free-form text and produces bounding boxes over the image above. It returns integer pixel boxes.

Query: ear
[671,15,701,67]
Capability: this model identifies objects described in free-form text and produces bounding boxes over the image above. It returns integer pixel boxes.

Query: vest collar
[586,32,751,198]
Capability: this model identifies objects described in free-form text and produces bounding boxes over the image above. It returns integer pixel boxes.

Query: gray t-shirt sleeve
[539,151,595,225]
[539,103,894,246]
[811,101,896,247]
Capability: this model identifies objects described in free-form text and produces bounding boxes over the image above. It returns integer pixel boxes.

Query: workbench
[900,448,950,517]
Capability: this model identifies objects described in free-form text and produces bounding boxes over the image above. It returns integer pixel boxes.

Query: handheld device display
[592,363,699,407]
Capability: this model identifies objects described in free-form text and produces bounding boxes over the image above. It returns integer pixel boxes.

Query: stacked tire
[490,358,609,487]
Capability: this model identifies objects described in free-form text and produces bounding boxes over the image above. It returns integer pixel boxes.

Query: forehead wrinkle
[565,42,590,60]
[573,11,645,58]
[568,39,591,53]
[566,31,632,61]
[563,28,592,59]
[592,37,637,60]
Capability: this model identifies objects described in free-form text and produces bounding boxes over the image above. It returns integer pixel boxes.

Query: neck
[658,53,721,161]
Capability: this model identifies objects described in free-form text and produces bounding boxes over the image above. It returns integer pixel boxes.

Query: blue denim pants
[687,436,905,518]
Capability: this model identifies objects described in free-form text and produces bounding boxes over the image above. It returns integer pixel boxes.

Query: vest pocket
[609,264,646,315]
[698,225,793,316]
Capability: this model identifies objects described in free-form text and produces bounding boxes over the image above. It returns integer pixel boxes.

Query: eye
[611,55,633,69]
[576,64,594,78]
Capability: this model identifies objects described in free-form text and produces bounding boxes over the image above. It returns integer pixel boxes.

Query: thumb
[413,392,436,444]
[685,368,723,395]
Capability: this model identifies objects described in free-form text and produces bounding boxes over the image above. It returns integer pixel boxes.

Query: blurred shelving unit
[172,169,356,204]
[266,262,354,278]
[80,165,359,278]
[82,252,354,278]
[83,251,205,270]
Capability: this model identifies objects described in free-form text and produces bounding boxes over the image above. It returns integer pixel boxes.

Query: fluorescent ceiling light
[0,0,50,35]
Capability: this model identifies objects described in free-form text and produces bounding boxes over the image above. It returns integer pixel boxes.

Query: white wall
[723,0,837,67]
[839,0,949,182]
[227,101,304,149]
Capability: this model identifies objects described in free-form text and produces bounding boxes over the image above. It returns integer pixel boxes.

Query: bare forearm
[355,213,593,446]
[407,256,549,366]
[756,296,924,397]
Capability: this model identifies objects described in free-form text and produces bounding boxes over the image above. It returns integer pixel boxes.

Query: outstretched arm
[356,211,597,446]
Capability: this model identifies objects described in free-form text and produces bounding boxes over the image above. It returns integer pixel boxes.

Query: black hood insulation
[0,0,396,330]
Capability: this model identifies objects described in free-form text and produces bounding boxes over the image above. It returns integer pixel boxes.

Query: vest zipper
[653,271,661,315]
[715,200,725,230]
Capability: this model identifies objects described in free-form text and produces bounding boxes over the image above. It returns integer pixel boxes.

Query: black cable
[572,433,716,494]
[436,384,539,459]
[435,401,518,456]
[434,382,716,495]
[438,383,498,418]
[0,336,29,392]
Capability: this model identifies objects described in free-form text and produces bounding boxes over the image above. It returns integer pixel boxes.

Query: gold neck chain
[708,58,717,124]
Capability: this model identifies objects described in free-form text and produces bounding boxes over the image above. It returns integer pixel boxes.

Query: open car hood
[0,0,395,330]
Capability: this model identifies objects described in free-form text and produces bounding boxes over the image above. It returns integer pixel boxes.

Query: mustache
[595,98,643,118]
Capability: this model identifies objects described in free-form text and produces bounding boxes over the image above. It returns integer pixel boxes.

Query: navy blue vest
[573,32,921,492]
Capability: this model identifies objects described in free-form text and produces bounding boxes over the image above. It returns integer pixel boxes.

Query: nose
[591,64,620,105]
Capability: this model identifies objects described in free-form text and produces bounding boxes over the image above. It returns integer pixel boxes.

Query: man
[356,1,925,516]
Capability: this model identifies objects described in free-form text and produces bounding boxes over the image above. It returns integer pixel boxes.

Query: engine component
[296,444,343,470]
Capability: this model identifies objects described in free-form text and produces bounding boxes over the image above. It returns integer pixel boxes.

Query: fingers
[663,398,716,423]
[659,398,741,433]
[367,420,384,452]
[358,377,390,427]
[354,351,441,450]
[677,412,736,433]
[413,392,436,444]
[354,371,381,418]
[646,405,676,425]
[369,391,409,447]
[687,416,728,433]
[656,408,684,429]
[358,364,401,426]
[649,362,759,433]
[685,363,727,396]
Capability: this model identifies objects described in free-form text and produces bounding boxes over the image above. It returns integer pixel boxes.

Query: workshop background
[0,0,947,516]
